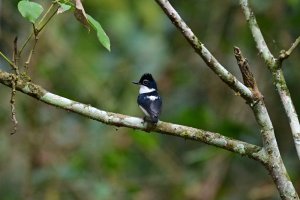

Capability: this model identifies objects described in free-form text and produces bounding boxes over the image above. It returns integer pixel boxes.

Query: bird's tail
[150,116,158,123]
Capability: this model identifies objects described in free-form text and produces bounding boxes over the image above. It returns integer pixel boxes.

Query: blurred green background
[0,0,300,199]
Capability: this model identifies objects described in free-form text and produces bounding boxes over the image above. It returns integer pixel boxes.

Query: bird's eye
[143,80,149,85]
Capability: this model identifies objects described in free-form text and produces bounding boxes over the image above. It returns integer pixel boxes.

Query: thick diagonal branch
[240,0,300,160]
[239,0,276,66]
[154,0,254,103]
[251,100,299,200]
[0,69,264,161]
[154,0,298,199]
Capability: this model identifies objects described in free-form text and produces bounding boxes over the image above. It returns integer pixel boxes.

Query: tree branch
[0,69,264,161]
[239,0,300,160]
[10,74,18,135]
[154,0,254,104]
[273,70,300,158]
[0,50,19,74]
[232,49,290,192]
[239,0,276,67]
[279,35,300,61]
[251,100,299,199]
[233,46,298,199]
[154,0,299,198]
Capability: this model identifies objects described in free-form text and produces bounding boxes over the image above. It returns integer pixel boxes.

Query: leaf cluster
[17,0,110,51]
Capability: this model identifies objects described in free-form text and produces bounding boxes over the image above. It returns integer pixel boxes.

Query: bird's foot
[142,116,157,132]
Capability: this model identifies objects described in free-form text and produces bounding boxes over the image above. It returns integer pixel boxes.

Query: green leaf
[57,2,72,14]
[87,14,111,51]
[18,0,44,24]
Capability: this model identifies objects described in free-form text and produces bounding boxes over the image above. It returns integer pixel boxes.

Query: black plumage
[137,91,162,123]
[133,73,162,123]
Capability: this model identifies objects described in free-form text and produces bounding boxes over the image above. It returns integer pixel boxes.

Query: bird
[132,73,162,124]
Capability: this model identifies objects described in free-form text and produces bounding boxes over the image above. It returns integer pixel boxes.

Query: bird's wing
[138,95,162,118]
[149,97,162,118]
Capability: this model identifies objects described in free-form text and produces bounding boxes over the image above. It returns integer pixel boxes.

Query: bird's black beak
[132,81,140,85]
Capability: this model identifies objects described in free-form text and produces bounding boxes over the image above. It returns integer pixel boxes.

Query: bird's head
[132,73,158,93]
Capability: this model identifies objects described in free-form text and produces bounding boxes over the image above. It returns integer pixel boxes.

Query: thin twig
[279,35,300,61]
[36,6,58,34]
[12,36,19,66]
[18,33,33,57]
[37,3,54,28]
[10,75,18,135]
[24,25,39,72]
[12,37,20,76]
[0,50,19,75]
[18,3,58,57]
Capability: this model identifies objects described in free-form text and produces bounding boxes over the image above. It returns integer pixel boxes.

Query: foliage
[17,0,110,50]
[18,0,44,24]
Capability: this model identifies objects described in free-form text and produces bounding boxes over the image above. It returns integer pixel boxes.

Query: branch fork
[0,0,298,199]
[278,35,300,62]
[155,0,299,198]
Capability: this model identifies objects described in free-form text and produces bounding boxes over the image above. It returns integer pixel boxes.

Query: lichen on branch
[0,69,264,161]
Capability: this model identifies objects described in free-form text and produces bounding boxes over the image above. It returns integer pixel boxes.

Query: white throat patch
[139,85,155,94]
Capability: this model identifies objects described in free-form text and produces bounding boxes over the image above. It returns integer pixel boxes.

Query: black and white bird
[132,73,162,123]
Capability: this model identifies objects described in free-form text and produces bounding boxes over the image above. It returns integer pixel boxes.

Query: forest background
[0,0,299,199]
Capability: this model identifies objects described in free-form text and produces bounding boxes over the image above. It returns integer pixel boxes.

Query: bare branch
[233,48,298,199]
[37,3,55,29]
[154,0,299,198]
[279,35,300,61]
[12,36,19,67]
[24,25,39,72]
[0,50,19,75]
[239,0,300,160]
[18,34,33,57]
[239,0,276,67]
[251,100,299,200]
[0,69,265,161]
[238,0,300,198]
[273,71,300,158]
[36,6,58,34]
[10,74,18,135]
[154,0,254,103]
